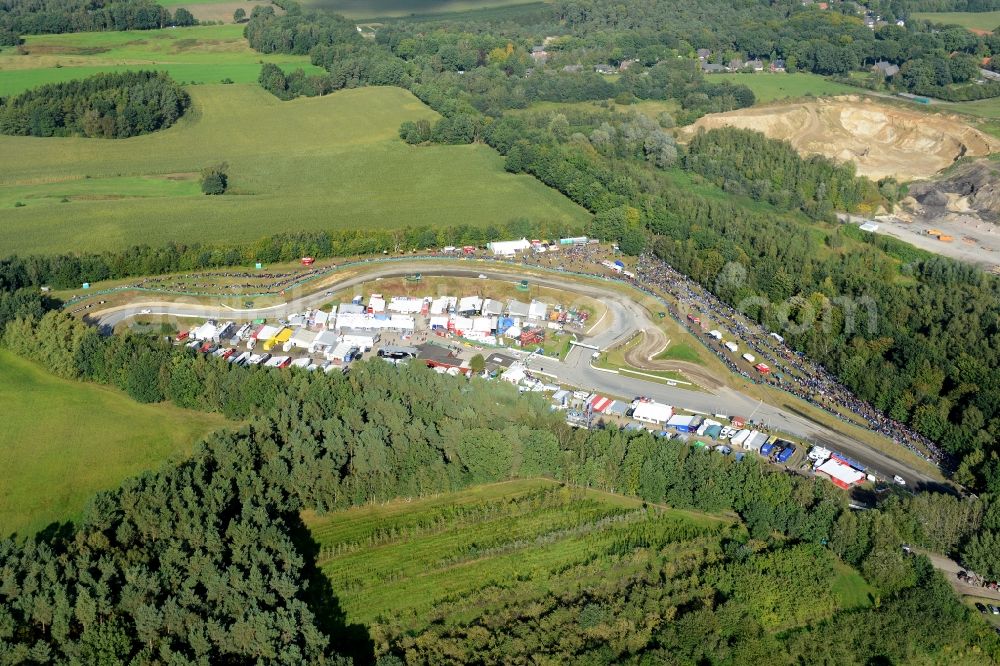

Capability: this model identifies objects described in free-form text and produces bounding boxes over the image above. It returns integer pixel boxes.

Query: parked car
[976,603,988,614]
[990,604,1000,615]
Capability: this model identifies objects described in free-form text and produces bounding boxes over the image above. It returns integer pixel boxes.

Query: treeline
[0,218,581,291]
[0,295,998,660]
[0,71,189,138]
[0,0,195,42]
[243,3,355,55]
[454,108,1000,487]
[685,127,885,218]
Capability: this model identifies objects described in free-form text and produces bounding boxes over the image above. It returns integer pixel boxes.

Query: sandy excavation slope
[682,97,999,181]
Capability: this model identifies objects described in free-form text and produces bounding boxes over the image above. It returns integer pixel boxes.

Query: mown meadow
[0,350,226,537]
[0,84,587,255]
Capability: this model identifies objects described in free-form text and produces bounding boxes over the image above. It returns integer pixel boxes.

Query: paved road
[91,260,939,487]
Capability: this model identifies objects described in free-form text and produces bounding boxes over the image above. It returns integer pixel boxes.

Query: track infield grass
[0,84,588,255]
[0,349,226,537]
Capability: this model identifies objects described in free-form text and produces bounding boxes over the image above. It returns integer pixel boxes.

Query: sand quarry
[682,97,998,181]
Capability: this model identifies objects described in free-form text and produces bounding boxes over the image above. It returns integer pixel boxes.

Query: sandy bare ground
[871,214,1000,271]
[681,96,999,181]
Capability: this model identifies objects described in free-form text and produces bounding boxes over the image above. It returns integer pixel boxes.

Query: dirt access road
[918,549,1000,602]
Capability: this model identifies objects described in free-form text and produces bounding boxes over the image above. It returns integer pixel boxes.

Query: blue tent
[614,260,625,268]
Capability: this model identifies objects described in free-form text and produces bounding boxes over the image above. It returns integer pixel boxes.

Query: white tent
[472,317,496,333]
[502,363,527,384]
[429,315,450,329]
[487,238,531,256]
[191,322,219,341]
[817,459,865,487]
[744,432,769,453]
[254,325,280,341]
[633,401,673,424]
[368,296,385,313]
[341,331,377,351]
[528,301,548,320]
[482,299,503,316]
[388,315,415,332]
[389,297,424,314]
[430,297,456,315]
[507,300,530,318]
[290,328,317,349]
[729,429,752,446]
[504,325,522,338]
[452,316,474,333]
[458,296,482,313]
[328,342,355,363]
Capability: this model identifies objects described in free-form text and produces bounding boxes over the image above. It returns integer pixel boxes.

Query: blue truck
[776,445,796,463]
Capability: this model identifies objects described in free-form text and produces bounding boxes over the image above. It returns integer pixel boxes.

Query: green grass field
[301,0,544,19]
[0,24,323,97]
[713,72,860,103]
[0,84,588,255]
[937,97,1000,120]
[912,11,1000,32]
[655,341,703,364]
[0,350,226,537]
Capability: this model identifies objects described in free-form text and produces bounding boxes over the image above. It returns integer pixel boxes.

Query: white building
[368,295,385,313]
[487,238,531,256]
[328,341,356,363]
[632,401,673,424]
[341,329,378,351]
[429,315,449,329]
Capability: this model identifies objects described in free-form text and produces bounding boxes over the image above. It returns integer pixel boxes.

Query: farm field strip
[307,479,731,627]
[0,24,323,96]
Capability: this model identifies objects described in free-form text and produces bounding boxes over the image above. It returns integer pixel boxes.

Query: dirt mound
[681,97,999,181]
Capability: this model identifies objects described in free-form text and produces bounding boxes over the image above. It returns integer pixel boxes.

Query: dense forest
[0,71,189,138]
[0,0,194,42]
